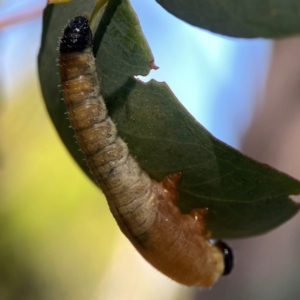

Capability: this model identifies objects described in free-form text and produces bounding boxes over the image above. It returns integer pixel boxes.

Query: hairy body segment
[58,15,233,287]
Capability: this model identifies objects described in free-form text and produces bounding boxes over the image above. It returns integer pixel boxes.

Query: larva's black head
[216,240,234,275]
[60,16,92,53]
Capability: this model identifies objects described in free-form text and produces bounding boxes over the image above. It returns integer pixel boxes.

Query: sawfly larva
[58,15,233,287]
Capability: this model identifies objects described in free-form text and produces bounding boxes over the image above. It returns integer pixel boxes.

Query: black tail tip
[216,240,234,275]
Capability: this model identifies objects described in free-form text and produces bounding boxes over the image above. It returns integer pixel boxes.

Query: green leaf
[156,0,300,38]
[38,0,300,238]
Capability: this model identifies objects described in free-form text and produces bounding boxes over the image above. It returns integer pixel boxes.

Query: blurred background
[1,0,300,299]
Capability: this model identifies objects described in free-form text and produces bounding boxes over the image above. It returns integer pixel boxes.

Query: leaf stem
[90,0,108,31]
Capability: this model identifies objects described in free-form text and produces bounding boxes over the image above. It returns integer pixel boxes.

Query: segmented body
[58,16,233,287]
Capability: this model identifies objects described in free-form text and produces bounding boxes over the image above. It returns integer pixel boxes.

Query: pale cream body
[59,48,224,287]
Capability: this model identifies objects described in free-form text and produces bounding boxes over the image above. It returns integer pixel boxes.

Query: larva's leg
[161,173,210,237]
[190,207,208,220]
[190,208,210,237]
[161,171,182,204]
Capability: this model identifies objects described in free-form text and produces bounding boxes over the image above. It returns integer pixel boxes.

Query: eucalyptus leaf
[38,0,300,238]
[156,0,300,38]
